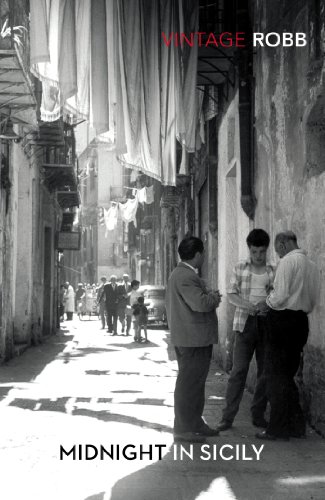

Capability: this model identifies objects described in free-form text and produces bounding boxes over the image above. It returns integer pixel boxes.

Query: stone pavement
[0,318,324,500]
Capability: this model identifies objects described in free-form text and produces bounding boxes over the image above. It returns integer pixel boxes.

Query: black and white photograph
[0,1,325,499]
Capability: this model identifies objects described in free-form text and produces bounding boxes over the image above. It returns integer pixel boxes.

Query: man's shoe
[255,431,289,441]
[252,417,268,428]
[174,432,206,444]
[196,426,219,437]
[216,420,232,432]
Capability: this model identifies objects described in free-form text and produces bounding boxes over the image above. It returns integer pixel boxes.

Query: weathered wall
[13,144,33,344]
[254,1,325,433]
[217,92,250,368]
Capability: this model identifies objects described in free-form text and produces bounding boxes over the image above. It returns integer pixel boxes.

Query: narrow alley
[0,320,324,500]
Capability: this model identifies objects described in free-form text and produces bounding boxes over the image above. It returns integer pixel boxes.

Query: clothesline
[97,185,154,237]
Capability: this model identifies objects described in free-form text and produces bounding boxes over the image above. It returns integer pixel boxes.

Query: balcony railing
[0,0,30,73]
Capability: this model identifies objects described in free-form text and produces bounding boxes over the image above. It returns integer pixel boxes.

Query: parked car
[139,285,167,326]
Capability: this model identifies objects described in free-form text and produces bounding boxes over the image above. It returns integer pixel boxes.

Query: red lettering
[180,33,194,47]
[235,32,246,48]
[161,32,173,47]
[195,32,206,47]
[220,32,233,47]
[205,32,218,47]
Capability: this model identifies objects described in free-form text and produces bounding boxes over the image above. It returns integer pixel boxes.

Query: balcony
[38,122,80,208]
[0,0,36,118]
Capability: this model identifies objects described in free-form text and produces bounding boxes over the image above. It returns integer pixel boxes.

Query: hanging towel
[137,187,147,205]
[145,185,154,204]
[104,204,118,235]
[91,0,109,134]
[65,0,91,119]
[119,193,139,227]
[30,0,49,65]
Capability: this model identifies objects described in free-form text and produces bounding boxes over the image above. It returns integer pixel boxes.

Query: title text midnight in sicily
[59,443,264,462]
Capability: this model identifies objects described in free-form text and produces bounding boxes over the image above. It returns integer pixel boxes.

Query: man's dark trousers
[106,307,118,334]
[174,345,212,433]
[222,315,267,424]
[265,309,309,437]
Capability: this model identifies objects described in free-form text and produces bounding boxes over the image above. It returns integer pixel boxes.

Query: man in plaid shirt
[217,229,275,431]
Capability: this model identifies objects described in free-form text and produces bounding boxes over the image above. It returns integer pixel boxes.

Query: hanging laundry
[66,0,91,119]
[137,187,146,205]
[145,185,154,204]
[118,193,139,227]
[104,204,118,236]
[97,207,105,226]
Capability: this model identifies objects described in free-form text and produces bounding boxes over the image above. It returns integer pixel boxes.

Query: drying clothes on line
[104,204,118,235]
[66,0,91,119]
[133,186,154,205]
[30,0,88,122]
[118,193,139,227]
[90,0,109,134]
[176,0,199,153]
[145,185,154,204]
[137,187,147,205]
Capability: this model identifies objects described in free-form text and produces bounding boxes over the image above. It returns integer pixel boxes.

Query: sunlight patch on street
[195,477,237,500]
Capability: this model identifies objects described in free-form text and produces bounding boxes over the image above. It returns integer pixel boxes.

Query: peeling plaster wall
[217,91,250,367]
[254,2,325,433]
[13,145,33,344]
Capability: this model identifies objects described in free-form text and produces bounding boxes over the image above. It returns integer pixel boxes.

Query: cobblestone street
[0,319,324,500]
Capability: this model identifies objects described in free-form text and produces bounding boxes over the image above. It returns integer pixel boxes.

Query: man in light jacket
[166,236,221,443]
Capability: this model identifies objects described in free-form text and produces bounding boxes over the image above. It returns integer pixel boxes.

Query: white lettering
[283,32,293,46]
[265,32,281,46]
[253,32,264,46]
[219,444,234,461]
[242,445,253,461]
[253,32,307,47]
[179,444,193,460]
[252,444,264,460]
[296,32,307,46]
[200,444,211,460]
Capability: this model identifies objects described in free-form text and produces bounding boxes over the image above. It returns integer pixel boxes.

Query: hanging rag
[118,193,139,227]
[104,204,118,235]
[145,185,154,204]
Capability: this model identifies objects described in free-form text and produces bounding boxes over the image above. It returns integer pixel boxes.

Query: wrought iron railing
[0,0,30,70]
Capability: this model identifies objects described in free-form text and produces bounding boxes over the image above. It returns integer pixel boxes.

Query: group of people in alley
[97,274,149,342]
[166,230,319,443]
[59,274,149,343]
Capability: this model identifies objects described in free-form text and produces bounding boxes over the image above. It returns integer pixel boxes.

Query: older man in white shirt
[256,231,319,441]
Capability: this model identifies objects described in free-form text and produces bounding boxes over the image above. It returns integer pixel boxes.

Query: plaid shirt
[227,260,276,332]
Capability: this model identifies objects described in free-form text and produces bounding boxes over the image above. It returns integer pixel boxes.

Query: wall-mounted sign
[56,231,81,250]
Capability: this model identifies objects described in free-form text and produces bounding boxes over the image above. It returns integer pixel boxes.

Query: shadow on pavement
[107,341,161,349]
[86,444,325,500]
[0,329,74,395]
